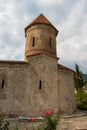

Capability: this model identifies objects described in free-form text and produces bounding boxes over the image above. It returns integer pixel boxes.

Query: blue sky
[0,0,87,73]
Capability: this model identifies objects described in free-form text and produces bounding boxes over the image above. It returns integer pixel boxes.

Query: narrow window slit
[39,80,42,90]
[32,37,35,47]
[2,79,4,89]
[49,37,51,47]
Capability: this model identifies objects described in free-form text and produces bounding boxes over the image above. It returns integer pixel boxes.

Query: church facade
[0,14,76,116]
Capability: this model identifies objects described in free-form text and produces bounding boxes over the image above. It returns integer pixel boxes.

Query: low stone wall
[6,118,40,130]
[6,112,87,130]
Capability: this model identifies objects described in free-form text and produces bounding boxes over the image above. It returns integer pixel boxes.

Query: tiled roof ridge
[29,13,52,25]
[58,64,74,73]
[25,13,58,33]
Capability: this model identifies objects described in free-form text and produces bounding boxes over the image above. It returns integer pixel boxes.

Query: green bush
[76,88,87,110]
[0,112,9,130]
[0,112,20,130]
[34,109,62,130]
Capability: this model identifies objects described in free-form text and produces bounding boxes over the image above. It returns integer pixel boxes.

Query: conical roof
[25,14,58,33]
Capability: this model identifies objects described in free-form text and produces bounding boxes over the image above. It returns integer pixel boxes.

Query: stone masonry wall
[0,55,59,117]
[0,58,76,116]
[28,54,59,112]
[0,62,41,116]
[25,24,57,60]
[58,68,76,113]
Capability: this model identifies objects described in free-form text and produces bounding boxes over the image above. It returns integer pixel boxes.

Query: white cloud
[0,0,87,73]
[58,0,87,42]
[58,34,87,73]
[38,0,76,6]
[57,0,87,73]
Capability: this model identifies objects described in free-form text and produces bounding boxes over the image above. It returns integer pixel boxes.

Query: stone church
[0,14,76,116]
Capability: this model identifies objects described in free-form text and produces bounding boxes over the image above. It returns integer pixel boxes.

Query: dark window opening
[49,37,52,47]
[39,80,42,90]
[2,79,4,89]
[32,37,35,47]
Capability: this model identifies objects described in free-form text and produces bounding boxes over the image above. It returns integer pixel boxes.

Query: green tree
[74,64,87,91]
[76,88,87,104]
[75,88,87,110]
[74,64,87,110]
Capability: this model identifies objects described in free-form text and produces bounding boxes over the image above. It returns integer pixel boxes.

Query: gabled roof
[58,64,75,73]
[25,13,58,33]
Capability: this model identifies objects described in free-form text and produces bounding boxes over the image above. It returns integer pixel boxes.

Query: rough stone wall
[0,56,58,116]
[0,59,76,116]
[28,54,59,112]
[58,67,76,113]
[25,24,57,60]
[0,62,40,116]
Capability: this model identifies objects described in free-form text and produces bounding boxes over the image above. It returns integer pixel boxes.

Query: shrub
[0,112,9,130]
[34,109,62,130]
[76,88,87,110]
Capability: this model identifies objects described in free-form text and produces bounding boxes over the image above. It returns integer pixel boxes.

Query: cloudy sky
[0,0,87,73]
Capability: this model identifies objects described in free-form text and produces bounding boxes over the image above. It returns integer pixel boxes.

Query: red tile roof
[25,14,58,33]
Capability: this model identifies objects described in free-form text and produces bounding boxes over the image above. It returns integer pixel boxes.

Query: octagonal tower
[24,14,58,61]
